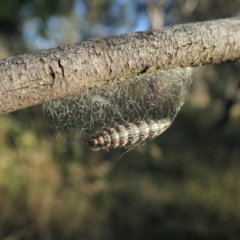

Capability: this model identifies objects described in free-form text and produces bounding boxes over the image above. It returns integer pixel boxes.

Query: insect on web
[43,67,193,151]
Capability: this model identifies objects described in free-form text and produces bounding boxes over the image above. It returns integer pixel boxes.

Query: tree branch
[1,18,240,114]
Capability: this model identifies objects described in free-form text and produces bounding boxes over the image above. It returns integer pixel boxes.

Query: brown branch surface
[1,18,240,114]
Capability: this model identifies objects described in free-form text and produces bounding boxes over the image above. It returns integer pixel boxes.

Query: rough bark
[0,18,240,114]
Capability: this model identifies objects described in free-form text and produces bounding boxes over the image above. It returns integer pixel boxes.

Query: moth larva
[88,119,171,151]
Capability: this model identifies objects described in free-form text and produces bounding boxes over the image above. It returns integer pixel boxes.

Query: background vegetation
[0,0,240,239]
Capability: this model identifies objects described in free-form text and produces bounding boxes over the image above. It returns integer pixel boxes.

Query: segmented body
[88,119,171,151]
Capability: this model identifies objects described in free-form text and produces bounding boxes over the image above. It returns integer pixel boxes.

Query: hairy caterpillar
[88,119,171,151]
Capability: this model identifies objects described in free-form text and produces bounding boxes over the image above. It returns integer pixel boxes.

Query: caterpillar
[88,119,171,151]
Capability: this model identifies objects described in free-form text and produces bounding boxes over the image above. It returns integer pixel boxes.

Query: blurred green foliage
[1,0,240,239]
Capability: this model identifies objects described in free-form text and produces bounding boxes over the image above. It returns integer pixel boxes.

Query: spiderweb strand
[43,67,193,150]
